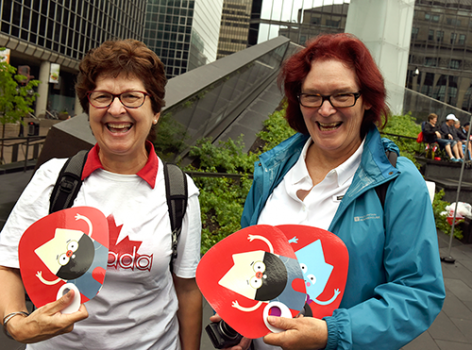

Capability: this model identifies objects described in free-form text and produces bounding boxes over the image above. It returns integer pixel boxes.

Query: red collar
[81,141,158,189]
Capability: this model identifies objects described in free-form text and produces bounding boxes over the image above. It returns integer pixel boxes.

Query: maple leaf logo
[107,215,153,271]
[107,215,143,255]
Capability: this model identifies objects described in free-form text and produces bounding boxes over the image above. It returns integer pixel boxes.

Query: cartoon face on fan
[220,251,286,302]
[218,234,305,315]
[34,213,106,300]
[36,227,94,280]
[296,239,340,306]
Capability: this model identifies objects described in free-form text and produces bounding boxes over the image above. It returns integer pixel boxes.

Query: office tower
[217,0,252,59]
[144,0,223,78]
[0,0,147,116]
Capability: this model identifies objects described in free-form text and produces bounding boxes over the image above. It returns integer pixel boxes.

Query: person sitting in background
[455,119,472,160]
[464,122,471,137]
[441,114,464,160]
[424,113,461,161]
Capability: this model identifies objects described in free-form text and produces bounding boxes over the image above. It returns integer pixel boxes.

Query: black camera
[205,320,243,349]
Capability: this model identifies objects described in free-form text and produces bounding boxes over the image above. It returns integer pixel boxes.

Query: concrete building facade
[407,0,472,113]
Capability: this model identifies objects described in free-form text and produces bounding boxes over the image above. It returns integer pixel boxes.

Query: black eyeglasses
[297,92,362,108]
[87,91,150,109]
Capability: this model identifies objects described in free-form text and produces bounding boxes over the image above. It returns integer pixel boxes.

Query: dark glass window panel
[11,25,19,37]
[55,6,62,22]
[22,8,30,29]
[55,23,63,43]
[31,10,39,32]
[48,2,56,18]
[20,29,28,40]
[12,2,21,26]
[2,1,11,22]
[86,21,91,37]
[74,32,79,50]
[47,19,53,37]
[68,29,73,46]
[40,0,48,15]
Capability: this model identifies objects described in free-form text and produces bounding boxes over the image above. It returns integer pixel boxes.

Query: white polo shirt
[258,137,364,230]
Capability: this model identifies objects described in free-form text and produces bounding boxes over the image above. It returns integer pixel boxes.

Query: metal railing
[0,135,46,172]
[380,132,417,141]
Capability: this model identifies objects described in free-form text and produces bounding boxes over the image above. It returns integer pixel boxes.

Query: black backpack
[48,150,188,272]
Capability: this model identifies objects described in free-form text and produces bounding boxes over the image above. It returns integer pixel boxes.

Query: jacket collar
[337,125,400,197]
[247,125,400,228]
[259,125,400,181]
[82,141,158,189]
[329,126,400,230]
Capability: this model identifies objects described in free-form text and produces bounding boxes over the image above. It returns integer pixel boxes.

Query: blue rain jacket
[241,126,445,350]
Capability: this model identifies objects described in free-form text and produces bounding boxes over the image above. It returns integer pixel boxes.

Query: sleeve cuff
[323,316,339,350]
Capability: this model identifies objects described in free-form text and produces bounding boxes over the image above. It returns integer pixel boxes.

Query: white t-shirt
[0,151,201,350]
[254,137,363,350]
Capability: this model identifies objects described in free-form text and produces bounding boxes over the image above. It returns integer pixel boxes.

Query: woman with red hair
[217,33,445,349]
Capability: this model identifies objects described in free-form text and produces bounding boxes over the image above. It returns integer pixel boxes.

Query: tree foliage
[0,49,41,163]
[0,49,40,126]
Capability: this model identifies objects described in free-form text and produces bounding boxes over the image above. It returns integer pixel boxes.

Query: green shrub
[258,108,296,152]
[382,113,422,169]
[186,137,258,253]
[186,110,293,254]
[187,108,456,253]
[153,112,187,161]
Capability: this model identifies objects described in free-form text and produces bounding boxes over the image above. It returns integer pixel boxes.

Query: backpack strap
[375,150,398,209]
[49,150,88,214]
[163,162,188,273]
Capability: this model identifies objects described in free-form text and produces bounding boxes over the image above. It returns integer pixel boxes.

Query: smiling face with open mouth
[88,73,159,171]
[300,59,370,162]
